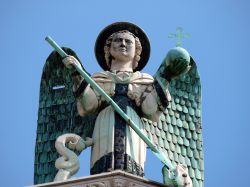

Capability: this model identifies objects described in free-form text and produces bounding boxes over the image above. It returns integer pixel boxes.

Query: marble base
[30,170,168,187]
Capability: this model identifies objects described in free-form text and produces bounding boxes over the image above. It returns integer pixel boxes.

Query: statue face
[110,32,136,62]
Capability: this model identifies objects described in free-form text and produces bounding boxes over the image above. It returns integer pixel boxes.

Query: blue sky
[1,0,250,186]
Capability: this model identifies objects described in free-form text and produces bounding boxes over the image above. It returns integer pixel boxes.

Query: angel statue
[34,22,203,187]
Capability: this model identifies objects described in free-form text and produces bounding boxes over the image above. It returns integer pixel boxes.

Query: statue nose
[120,40,126,47]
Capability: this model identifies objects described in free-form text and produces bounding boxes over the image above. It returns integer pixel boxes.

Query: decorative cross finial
[168,27,190,47]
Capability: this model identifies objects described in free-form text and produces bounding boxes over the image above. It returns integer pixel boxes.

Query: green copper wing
[34,48,95,184]
[143,57,203,187]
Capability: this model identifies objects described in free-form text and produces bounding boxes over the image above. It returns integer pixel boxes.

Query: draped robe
[76,71,170,176]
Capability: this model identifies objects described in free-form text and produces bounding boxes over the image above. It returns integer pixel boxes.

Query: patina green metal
[147,55,203,187]
[40,36,203,187]
[168,27,190,47]
[34,47,96,184]
[45,36,176,175]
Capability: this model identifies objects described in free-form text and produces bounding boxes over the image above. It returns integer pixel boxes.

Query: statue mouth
[119,47,127,52]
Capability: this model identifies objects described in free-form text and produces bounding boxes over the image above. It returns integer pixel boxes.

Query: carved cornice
[30,170,168,187]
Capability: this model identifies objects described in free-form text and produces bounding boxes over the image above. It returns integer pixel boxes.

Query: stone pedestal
[31,170,168,187]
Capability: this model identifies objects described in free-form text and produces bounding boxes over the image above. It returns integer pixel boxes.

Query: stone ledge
[30,170,168,187]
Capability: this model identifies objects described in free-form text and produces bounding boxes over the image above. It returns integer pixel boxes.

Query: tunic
[76,71,170,176]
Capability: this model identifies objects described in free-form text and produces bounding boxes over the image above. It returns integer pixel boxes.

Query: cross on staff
[168,27,190,47]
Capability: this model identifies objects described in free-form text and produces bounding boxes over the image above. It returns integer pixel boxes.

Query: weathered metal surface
[46,37,175,173]
[37,36,203,187]
[143,57,203,187]
[34,48,96,184]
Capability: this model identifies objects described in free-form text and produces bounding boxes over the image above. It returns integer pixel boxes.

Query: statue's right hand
[62,55,81,69]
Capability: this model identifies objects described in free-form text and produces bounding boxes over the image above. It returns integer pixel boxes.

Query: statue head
[104,30,142,70]
[95,22,150,71]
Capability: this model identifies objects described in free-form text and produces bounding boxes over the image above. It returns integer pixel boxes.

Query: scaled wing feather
[143,57,203,187]
[34,48,95,184]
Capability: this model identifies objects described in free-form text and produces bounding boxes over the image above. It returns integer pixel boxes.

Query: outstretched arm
[154,47,191,109]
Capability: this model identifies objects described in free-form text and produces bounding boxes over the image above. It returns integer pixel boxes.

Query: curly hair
[104,30,142,70]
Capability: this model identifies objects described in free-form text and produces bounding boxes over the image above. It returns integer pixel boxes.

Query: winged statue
[34,22,203,187]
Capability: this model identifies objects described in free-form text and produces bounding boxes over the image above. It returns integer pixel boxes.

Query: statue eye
[113,38,123,43]
[125,39,133,45]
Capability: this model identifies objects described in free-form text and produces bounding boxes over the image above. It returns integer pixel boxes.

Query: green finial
[168,27,190,47]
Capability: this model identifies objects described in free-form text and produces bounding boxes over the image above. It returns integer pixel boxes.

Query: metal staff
[45,36,176,176]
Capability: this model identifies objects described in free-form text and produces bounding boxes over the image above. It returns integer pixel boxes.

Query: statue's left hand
[165,58,191,78]
[162,47,191,81]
